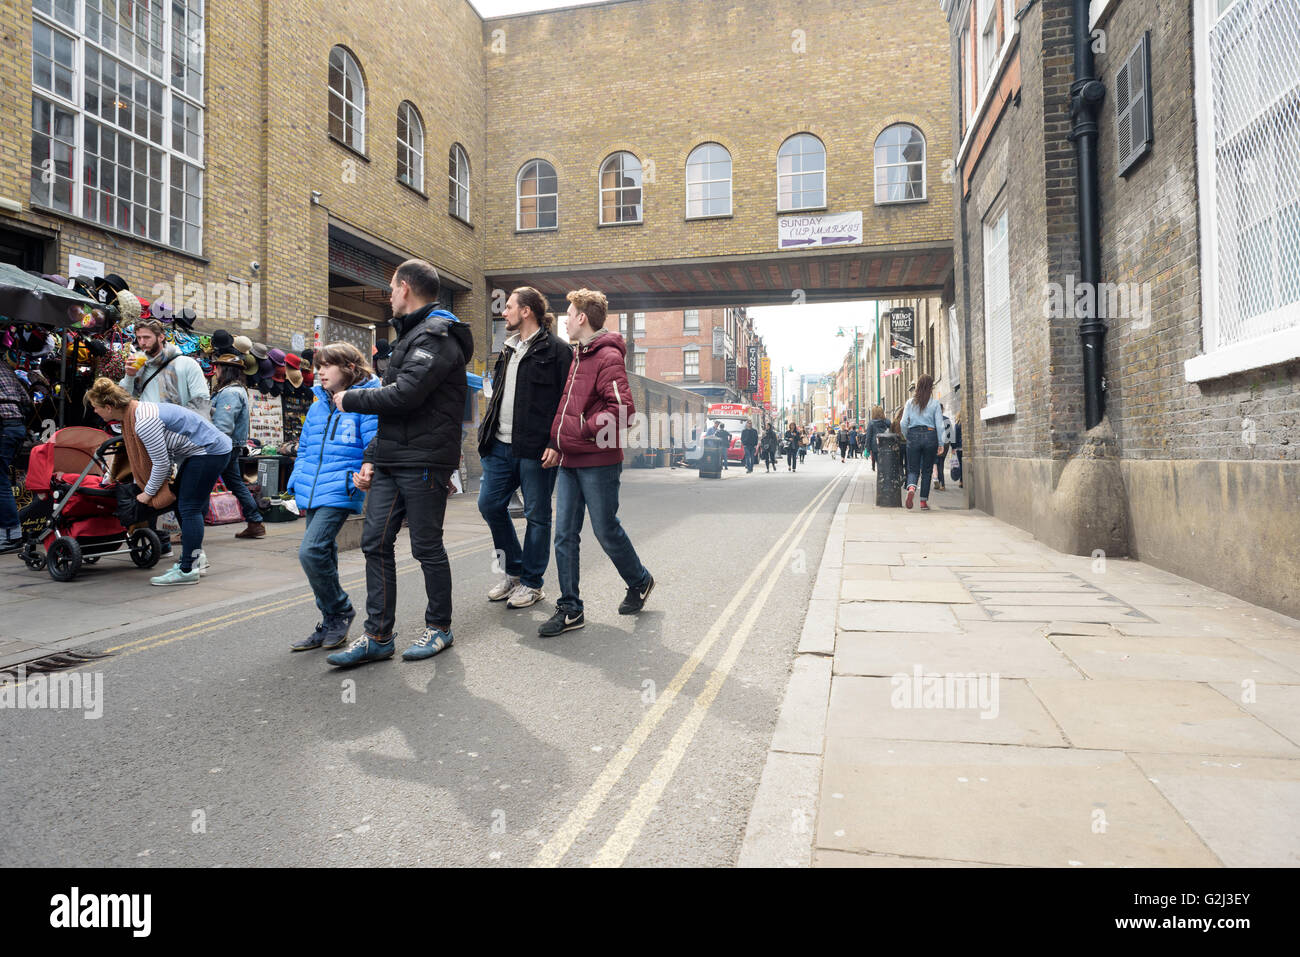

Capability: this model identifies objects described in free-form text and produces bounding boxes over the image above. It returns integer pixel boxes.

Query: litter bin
[875,433,903,507]
[699,436,725,479]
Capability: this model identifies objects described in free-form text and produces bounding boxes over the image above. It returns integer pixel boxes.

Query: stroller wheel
[21,542,46,571]
[47,537,82,582]
[129,528,162,569]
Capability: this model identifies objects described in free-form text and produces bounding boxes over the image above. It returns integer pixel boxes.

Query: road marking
[530,471,846,868]
[591,474,836,867]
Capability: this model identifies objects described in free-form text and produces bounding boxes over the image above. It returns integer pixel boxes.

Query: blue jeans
[220,447,262,522]
[742,446,756,471]
[477,438,557,589]
[555,464,649,615]
[175,452,228,572]
[0,418,26,531]
[905,426,939,500]
[299,506,354,618]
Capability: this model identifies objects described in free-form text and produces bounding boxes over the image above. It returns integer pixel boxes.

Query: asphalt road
[1,452,850,867]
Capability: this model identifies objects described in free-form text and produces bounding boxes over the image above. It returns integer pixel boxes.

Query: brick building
[618,306,760,406]
[944,0,1300,616]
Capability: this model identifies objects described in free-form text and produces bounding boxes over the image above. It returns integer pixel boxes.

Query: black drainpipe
[1068,0,1107,430]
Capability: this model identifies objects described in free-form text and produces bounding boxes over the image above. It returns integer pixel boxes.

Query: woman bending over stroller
[86,377,231,586]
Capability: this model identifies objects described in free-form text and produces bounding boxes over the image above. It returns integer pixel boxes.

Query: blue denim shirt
[901,398,945,436]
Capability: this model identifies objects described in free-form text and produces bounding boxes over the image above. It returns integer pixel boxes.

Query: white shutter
[982,208,1015,418]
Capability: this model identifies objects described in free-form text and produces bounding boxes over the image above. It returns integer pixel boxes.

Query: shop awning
[0,263,99,328]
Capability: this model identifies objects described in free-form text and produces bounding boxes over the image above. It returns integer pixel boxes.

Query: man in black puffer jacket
[326,258,473,668]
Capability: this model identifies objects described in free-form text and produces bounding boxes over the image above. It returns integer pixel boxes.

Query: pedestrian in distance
[864,405,890,472]
[478,286,573,610]
[740,420,759,473]
[0,360,34,553]
[538,288,654,638]
[837,425,850,463]
[325,258,474,667]
[284,343,380,652]
[209,356,265,540]
[934,404,953,492]
[760,422,778,472]
[901,373,946,510]
[798,428,808,465]
[784,421,800,472]
[86,377,230,585]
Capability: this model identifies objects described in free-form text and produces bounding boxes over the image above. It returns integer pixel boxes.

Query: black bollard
[875,433,903,507]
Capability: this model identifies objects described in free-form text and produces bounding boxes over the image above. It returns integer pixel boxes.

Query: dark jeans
[0,418,25,531]
[762,447,776,470]
[299,506,354,618]
[743,445,758,471]
[175,452,228,572]
[838,441,849,460]
[786,447,798,470]
[935,447,948,487]
[905,426,939,500]
[555,463,649,615]
[477,438,557,589]
[362,464,451,638]
[220,447,262,522]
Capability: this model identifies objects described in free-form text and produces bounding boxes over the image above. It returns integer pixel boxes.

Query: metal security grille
[1207,0,1300,349]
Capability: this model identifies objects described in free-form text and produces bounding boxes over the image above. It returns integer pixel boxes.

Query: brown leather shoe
[235,521,266,539]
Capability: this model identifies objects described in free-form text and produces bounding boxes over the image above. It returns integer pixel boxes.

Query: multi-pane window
[686,142,732,217]
[633,351,646,376]
[981,204,1014,418]
[29,0,205,253]
[449,143,470,221]
[633,312,645,336]
[875,124,926,203]
[397,101,424,192]
[1190,0,1300,371]
[978,0,999,91]
[684,349,700,377]
[777,133,826,210]
[684,309,699,333]
[328,45,365,152]
[517,159,557,230]
[600,152,643,224]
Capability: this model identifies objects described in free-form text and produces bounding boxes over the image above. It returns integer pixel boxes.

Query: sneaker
[151,565,200,586]
[488,574,521,602]
[291,621,328,652]
[538,609,585,638]
[506,584,545,609]
[920,500,930,510]
[326,633,395,668]
[619,573,655,615]
[402,626,454,661]
[905,485,916,509]
[319,609,356,650]
[195,550,209,576]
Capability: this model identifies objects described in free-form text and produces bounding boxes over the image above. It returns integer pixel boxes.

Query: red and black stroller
[18,426,164,581]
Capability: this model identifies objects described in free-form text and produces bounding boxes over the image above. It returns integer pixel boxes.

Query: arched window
[686,143,732,218]
[875,124,926,203]
[517,159,557,230]
[449,143,469,220]
[328,46,365,152]
[777,134,825,211]
[397,101,424,192]
[599,151,643,224]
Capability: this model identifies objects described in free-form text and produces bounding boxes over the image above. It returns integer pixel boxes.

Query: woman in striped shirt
[86,378,231,585]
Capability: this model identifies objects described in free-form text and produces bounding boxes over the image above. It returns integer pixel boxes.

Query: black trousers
[361,464,452,638]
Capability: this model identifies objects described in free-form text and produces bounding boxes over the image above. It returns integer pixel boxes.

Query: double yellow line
[533,469,848,868]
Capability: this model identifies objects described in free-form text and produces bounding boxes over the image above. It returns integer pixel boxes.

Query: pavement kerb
[738,463,861,867]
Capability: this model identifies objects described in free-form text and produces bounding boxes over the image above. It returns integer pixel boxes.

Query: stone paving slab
[1117,605,1300,641]
[901,553,998,566]
[1054,635,1300,683]
[1208,682,1300,746]
[837,601,962,634]
[813,849,1014,867]
[841,581,973,604]
[888,566,959,582]
[840,564,894,580]
[1028,679,1300,757]
[816,737,1222,867]
[984,605,1149,623]
[826,676,1065,747]
[834,631,1081,680]
[1127,752,1300,867]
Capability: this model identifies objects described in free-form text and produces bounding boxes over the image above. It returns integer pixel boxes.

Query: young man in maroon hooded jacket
[538,288,654,637]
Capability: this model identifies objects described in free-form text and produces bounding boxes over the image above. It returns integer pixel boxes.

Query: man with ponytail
[477,287,573,609]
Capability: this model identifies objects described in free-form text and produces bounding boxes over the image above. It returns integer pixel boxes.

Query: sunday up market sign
[778,211,863,249]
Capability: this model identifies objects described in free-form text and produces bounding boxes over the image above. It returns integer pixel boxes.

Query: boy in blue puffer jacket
[285,343,380,651]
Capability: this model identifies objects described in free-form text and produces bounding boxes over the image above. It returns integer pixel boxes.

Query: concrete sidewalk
[741,463,1300,867]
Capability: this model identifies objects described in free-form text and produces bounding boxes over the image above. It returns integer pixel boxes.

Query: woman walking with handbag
[760,423,778,472]
[210,356,265,539]
[900,374,945,511]
[86,378,230,584]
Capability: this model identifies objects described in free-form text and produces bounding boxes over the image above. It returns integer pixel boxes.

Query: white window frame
[684,308,700,333]
[633,350,646,376]
[1185,0,1300,382]
[449,143,470,221]
[980,200,1015,420]
[685,142,732,218]
[29,0,205,254]
[516,159,557,231]
[956,0,1019,167]
[684,348,700,377]
[599,151,643,225]
[874,124,927,204]
[396,101,424,193]
[777,133,827,212]
[328,45,365,154]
